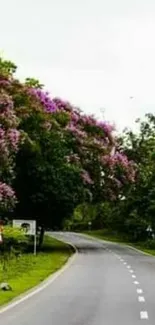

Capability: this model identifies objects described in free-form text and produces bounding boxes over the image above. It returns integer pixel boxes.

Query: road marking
[120,259,124,262]
[132,274,136,278]
[138,296,145,302]
[137,289,143,294]
[124,262,127,265]
[134,281,139,285]
[140,311,148,319]
[0,239,78,315]
[127,265,131,269]
[129,270,134,273]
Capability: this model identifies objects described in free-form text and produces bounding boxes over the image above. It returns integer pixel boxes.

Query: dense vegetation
[1,55,154,246]
[69,115,155,244]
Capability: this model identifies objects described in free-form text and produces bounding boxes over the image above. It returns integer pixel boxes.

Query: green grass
[84,230,155,256]
[0,236,72,306]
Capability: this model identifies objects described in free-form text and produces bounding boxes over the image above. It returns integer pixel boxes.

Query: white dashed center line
[138,296,145,302]
[137,289,143,294]
[111,252,149,322]
[134,281,139,285]
[140,311,148,319]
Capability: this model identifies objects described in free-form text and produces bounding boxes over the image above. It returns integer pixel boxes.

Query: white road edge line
[140,311,148,319]
[127,265,131,269]
[0,238,78,315]
[129,270,134,273]
[132,274,136,278]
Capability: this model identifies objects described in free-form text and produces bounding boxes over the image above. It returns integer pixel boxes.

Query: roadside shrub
[143,239,155,249]
[2,226,28,253]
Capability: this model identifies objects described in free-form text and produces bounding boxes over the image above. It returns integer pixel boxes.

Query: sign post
[34,232,37,255]
[0,224,3,244]
[13,220,37,255]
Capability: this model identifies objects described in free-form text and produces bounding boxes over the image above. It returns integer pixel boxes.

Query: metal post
[34,234,37,255]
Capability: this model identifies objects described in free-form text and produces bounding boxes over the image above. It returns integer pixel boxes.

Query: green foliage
[3,225,27,244]
[25,78,44,89]
[2,226,28,253]
[0,57,16,77]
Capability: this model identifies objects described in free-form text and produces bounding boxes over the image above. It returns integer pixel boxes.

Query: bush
[2,226,28,253]
[143,239,155,249]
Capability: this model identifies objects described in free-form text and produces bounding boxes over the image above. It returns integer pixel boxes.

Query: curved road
[0,232,155,324]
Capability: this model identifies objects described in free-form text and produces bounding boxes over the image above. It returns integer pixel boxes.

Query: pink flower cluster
[0,127,9,158]
[96,121,115,134]
[29,88,57,112]
[0,76,10,87]
[53,98,72,112]
[102,152,136,183]
[102,152,130,168]
[7,129,20,151]
[0,90,21,210]
[79,114,114,136]
[0,182,16,209]
[66,123,87,139]
[0,92,19,128]
[0,182,15,199]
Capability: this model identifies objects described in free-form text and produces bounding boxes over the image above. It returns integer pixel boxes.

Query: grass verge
[0,235,72,306]
[84,230,155,256]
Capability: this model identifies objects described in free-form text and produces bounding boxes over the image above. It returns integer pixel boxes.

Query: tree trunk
[38,226,45,248]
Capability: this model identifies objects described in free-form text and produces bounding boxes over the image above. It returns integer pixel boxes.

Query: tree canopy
[0,56,135,234]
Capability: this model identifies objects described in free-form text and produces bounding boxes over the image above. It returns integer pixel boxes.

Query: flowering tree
[0,57,135,239]
[0,62,22,214]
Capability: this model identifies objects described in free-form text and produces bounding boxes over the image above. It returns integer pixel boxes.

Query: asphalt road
[0,232,155,324]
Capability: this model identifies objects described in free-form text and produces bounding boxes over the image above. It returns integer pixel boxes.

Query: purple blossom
[66,123,87,138]
[0,182,15,199]
[0,79,10,87]
[97,121,115,134]
[53,98,72,112]
[7,129,20,151]
[0,182,16,209]
[29,88,57,112]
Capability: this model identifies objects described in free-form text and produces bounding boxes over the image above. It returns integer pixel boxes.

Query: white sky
[1,0,155,132]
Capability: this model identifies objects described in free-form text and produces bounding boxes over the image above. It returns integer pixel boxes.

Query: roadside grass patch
[0,236,72,306]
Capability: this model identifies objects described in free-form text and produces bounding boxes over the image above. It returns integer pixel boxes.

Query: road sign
[13,220,37,255]
[13,219,36,235]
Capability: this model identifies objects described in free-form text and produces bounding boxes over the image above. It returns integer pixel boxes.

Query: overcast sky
[1,0,155,131]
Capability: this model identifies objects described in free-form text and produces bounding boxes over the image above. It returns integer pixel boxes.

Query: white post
[34,233,37,255]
